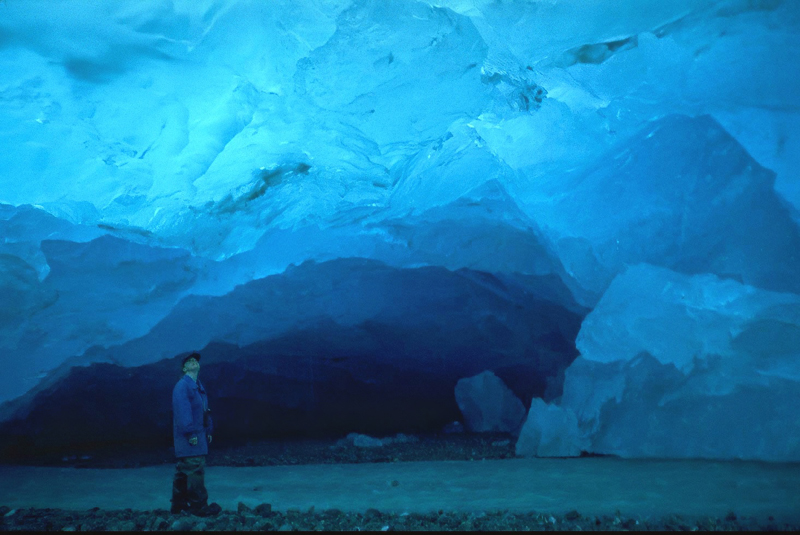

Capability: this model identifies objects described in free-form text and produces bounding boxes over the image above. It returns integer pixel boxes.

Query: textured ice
[0,231,209,402]
[527,114,800,304]
[87,259,582,375]
[2,0,797,252]
[454,370,526,434]
[0,203,104,279]
[0,0,799,460]
[0,188,578,403]
[515,399,584,458]
[561,264,800,461]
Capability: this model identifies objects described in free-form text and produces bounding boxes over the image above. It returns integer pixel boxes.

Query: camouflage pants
[171,456,208,512]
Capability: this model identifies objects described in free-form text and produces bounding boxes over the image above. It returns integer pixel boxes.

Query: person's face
[183,357,200,374]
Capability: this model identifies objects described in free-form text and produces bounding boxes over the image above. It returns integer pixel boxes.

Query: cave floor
[1,457,799,522]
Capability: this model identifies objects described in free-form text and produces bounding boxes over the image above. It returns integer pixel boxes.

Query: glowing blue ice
[0,0,798,461]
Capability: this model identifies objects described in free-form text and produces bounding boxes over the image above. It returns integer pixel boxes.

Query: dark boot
[182,456,209,514]
[171,465,189,514]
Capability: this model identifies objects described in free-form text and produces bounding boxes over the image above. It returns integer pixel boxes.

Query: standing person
[171,352,221,516]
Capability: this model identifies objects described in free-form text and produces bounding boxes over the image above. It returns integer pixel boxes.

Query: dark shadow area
[0,319,579,463]
[0,261,586,463]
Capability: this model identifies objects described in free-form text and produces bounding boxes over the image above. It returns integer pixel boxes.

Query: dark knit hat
[181,352,201,367]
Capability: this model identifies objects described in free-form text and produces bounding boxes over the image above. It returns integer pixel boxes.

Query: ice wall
[560,265,800,461]
[1,0,799,459]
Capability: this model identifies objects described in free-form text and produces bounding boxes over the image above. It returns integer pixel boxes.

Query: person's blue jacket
[172,374,213,458]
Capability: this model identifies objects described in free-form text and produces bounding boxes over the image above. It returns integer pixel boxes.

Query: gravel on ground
[0,504,795,531]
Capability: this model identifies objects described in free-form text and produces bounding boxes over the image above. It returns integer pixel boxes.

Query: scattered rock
[622,518,638,529]
[171,518,194,531]
[0,503,794,531]
[345,433,384,448]
[151,517,169,530]
[364,508,382,521]
[391,433,419,444]
[335,432,423,450]
[253,518,270,530]
[205,502,223,516]
[237,502,252,514]
[254,503,273,517]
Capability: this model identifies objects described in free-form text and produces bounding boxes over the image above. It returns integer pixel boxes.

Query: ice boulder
[454,370,526,433]
[336,432,420,449]
[345,433,384,449]
[561,264,800,461]
[515,398,585,458]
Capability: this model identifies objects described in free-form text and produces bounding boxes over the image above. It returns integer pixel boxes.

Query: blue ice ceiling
[1,0,799,460]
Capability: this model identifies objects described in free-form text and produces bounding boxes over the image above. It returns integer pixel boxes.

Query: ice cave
[1,0,800,524]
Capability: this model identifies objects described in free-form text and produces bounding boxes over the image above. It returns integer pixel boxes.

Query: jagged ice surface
[0,0,799,461]
[561,264,800,461]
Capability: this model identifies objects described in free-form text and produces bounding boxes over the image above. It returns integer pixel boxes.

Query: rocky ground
[2,433,798,531]
[20,432,522,469]
[0,504,795,531]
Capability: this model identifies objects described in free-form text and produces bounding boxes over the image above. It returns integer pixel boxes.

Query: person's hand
[189,436,198,446]
[207,435,213,445]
